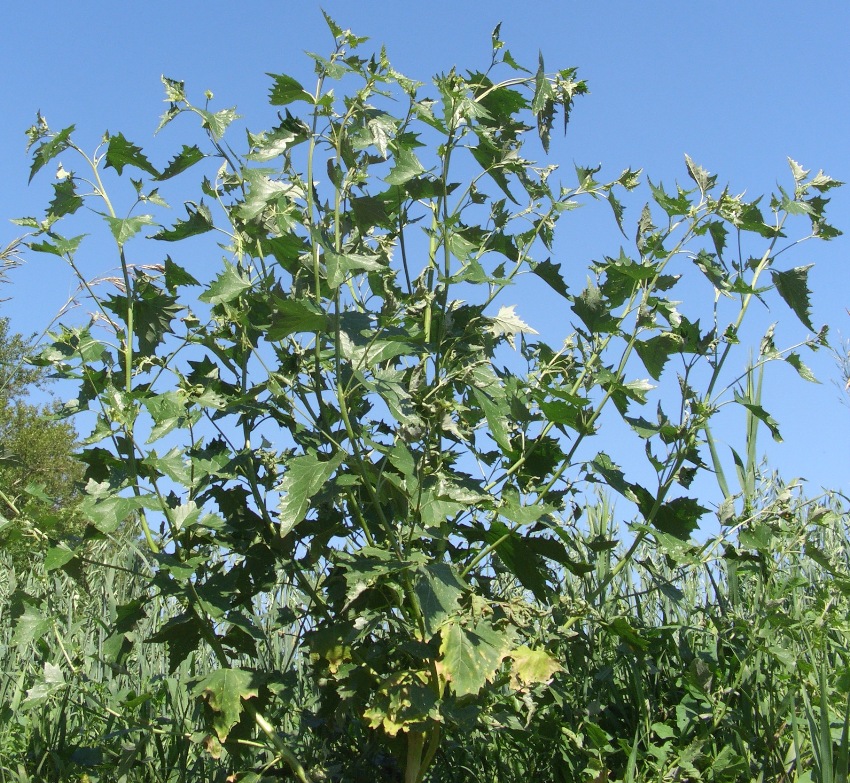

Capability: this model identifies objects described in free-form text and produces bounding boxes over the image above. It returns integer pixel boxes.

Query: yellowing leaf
[509,645,562,687]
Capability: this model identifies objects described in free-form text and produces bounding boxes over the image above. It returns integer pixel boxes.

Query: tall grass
[1,479,849,782]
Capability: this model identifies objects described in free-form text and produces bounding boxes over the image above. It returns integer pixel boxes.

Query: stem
[405,730,425,783]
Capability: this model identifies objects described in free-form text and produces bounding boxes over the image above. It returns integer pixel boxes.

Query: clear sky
[1,2,848,502]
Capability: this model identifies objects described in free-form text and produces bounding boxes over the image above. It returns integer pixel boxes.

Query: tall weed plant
[2,15,845,782]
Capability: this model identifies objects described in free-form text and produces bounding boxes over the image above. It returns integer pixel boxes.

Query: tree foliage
[0,317,83,560]
[7,16,841,782]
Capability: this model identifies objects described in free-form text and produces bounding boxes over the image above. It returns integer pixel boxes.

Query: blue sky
[1,2,848,502]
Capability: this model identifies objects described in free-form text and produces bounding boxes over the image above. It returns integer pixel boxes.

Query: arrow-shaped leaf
[771,265,814,331]
[105,133,159,177]
[278,452,343,537]
[199,261,251,305]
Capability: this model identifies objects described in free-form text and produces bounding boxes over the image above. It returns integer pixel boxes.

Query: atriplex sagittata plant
[6,15,842,782]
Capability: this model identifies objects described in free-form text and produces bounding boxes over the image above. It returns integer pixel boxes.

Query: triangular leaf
[47,177,83,219]
[29,125,75,182]
[278,452,344,537]
[487,304,538,348]
[267,72,311,105]
[105,133,159,177]
[153,201,213,241]
[199,261,251,305]
[104,214,155,245]
[530,258,570,299]
[385,148,426,186]
[157,144,205,180]
[770,265,814,330]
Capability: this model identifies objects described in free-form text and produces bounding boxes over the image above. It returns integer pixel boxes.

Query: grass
[2,473,848,782]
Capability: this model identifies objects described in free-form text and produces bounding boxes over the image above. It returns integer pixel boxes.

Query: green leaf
[266,297,328,340]
[439,620,509,698]
[161,75,186,102]
[322,10,344,38]
[143,390,189,441]
[278,452,343,537]
[693,249,730,291]
[634,334,681,380]
[29,125,75,182]
[23,662,66,707]
[104,214,155,245]
[127,274,182,354]
[414,563,467,638]
[572,283,618,334]
[530,258,570,299]
[649,179,693,216]
[147,612,203,671]
[324,249,385,289]
[143,447,191,484]
[267,72,311,105]
[153,201,213,241]
[770,265,814,330]
[470,137,518,203]
[734,390,782,442]
[105,133,159,177]
[647,496,709,540]
[785,352,818,383]
[532,52,555,152]
[684,154,716,193]
[77,493,140,534]
[197,107,240,140]
[29,233,86,257]
[472,387,511,453]
[13,604,50,646]
[47,177,83,219]
[157,144,205,180]
[483,520,552,602]
[385,147,426,186]
[193,668,259,743]
[164,255,200,290]
[199,261,251,305]
[44,545,76,571]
